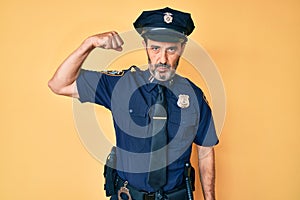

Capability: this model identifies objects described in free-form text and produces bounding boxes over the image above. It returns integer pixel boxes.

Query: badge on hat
[164,12,173,24]
[177,94,190,108]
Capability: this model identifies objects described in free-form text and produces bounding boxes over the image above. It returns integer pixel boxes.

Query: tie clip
[153,116,167,120]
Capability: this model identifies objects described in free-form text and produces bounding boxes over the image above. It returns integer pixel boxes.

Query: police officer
[48,7,218,200]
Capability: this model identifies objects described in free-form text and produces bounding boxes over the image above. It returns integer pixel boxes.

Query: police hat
[133,7,195,42]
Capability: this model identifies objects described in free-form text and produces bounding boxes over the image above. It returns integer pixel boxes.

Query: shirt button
[129,109,133,113]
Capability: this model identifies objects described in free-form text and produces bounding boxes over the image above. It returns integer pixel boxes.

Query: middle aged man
[48,7,219,200]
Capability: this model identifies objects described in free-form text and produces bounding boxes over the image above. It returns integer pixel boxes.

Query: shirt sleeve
[76,69,121,109]
[193,91,219,147]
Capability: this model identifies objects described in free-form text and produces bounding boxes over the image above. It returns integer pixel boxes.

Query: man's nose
[159,50,168,64]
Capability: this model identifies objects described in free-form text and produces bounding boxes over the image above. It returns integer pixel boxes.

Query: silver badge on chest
[177,94,190,108]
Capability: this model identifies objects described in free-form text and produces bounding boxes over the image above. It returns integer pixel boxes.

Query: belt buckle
[144,193,155,200]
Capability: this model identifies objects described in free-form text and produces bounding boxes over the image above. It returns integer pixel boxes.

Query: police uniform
[76,7,218,200]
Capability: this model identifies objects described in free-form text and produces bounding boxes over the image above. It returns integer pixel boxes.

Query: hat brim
[142,28,187,43]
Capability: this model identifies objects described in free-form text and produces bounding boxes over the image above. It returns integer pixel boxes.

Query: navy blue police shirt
[76,66,218,192]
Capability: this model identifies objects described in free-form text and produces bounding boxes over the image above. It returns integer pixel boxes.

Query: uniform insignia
[177,94,190,108]
[100,70,124,76]
[163,12,173,24]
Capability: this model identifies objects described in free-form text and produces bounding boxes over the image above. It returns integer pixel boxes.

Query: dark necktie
[148,84,168,191]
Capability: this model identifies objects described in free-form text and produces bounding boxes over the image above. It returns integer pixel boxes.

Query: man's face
[143,39,186,81]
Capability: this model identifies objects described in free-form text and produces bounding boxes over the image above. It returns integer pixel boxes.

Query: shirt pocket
[114,104,151,153]
[129,105,150,127]
[168,110,198,142]
[169,110,198,126]
[114,104,150,136]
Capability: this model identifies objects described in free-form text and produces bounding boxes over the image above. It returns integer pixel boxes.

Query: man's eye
[167,48,176,53]
[151,47,160,51]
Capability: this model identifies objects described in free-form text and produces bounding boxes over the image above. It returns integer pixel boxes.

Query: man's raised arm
[48,31,124,98]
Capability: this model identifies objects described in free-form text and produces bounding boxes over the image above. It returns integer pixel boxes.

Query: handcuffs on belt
[118,181,132,200]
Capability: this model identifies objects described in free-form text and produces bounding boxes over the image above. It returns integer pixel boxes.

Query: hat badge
[163,12,173,24]
[177,94,190,108]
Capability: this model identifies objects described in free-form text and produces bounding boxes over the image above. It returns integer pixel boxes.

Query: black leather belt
[115,176,187,200]
[144,193,155,200]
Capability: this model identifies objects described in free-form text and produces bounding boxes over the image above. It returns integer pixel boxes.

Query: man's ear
[180,42,186,55]
[142,40,146,48]
[176,42,186,56]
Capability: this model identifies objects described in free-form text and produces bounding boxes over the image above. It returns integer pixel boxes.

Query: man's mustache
[154,63,171,69]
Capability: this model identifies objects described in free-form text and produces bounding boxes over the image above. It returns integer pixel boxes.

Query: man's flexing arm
[48,31,124,98]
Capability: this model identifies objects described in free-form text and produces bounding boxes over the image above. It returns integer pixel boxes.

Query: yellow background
[1,0,299,200]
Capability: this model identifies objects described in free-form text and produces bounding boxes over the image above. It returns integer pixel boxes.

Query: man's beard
[151,63,172,80]
[147,54,180,81]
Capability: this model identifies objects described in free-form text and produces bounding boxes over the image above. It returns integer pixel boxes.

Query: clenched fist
[86,31,124,51]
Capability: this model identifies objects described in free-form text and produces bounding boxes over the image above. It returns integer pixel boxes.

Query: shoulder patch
[100,70,124,76]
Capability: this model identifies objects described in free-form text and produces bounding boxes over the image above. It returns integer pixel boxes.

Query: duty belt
[115,176,187,200]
